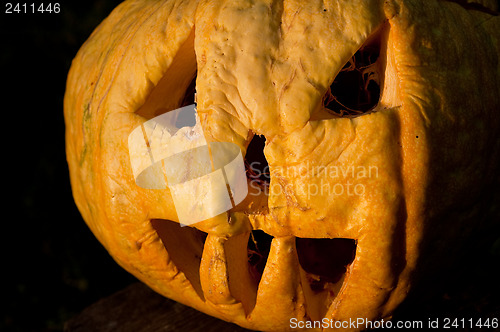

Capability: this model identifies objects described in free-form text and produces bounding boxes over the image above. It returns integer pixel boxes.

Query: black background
[1,1,499,331]
[1,2,136,331]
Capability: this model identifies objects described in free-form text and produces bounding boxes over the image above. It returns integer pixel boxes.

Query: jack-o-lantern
[64,0,500,330]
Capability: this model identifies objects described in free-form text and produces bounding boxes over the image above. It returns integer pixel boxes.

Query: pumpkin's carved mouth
[150,219,207,300]
[296,237,356,287]
[151,219,357,318]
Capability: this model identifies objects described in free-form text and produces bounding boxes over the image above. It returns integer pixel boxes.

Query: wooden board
[64,282,254,332]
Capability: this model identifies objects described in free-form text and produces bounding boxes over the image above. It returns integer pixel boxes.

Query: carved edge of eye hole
[135,28,197,120]
[323,26,386,119]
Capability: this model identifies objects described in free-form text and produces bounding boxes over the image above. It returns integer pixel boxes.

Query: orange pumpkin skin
[64,0,500,331]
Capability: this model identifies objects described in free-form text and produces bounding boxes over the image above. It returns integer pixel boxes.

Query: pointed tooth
[223,231,258,314]
[249,236,307,328]
[298,266,327,322]
[298,266,346,322]
[200,234,234,305]
[200,233,258,321]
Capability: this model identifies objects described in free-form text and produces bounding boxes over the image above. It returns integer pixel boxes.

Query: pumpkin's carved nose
[245,134,270,186]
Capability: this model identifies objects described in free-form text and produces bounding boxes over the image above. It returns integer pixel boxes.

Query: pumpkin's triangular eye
[323,27,384,118]
[135,28,197,120]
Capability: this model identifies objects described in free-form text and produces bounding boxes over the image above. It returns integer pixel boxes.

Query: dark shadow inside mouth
[245,134,270,186]
[247,230,273,283]
[296,237,356,291]
[150,219,207,300]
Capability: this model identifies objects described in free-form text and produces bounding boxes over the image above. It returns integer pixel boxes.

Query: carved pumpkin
[64,0,500,330]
